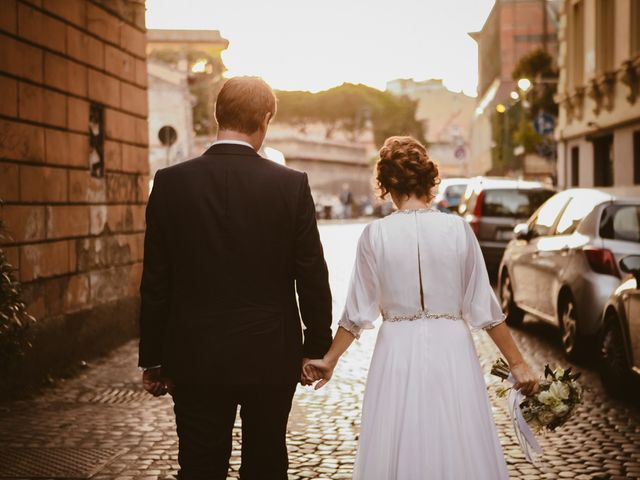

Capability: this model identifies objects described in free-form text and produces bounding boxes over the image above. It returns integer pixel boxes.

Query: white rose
[537,390,558,406]
[551,402,569,416]
[549,381,570,400]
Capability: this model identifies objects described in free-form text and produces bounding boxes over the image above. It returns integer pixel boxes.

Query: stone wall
[0,0,148,392]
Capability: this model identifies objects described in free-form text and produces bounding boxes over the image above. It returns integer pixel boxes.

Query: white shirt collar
[212,139,254,150]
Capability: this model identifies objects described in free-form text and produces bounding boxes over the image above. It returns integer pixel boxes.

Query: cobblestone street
[1,223,639,479]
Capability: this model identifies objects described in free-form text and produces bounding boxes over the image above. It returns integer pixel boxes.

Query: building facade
[265,124,373,210]
[469,0,560,175]
[387,78,476,177]
[556,0,640,188]
[147,59,193,179]
[146,29,228,139]
[0,0,148,390]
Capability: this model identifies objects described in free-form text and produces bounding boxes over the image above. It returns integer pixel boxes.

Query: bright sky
[146,0,495,96]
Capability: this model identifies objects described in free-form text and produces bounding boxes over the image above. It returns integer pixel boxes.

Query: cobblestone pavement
[1,223,639,479]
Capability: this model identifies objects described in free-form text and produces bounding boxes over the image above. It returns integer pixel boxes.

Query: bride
[304,136,539,480]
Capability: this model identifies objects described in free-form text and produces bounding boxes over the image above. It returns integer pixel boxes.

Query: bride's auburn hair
[376,136,440,200]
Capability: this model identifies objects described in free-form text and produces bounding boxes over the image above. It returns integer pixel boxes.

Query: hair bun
[376,136,439,200]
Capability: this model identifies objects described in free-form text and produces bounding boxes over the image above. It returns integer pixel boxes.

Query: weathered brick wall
[0,0,148,389]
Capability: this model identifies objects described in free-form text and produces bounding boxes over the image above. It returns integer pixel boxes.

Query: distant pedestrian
[139,76,332,480]
[339,183,354,219]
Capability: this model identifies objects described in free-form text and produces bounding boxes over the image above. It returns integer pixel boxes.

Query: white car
[434,177,469,213]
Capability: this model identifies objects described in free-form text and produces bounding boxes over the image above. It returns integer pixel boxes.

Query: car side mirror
[514,223,533,241]
[619,255,640,282]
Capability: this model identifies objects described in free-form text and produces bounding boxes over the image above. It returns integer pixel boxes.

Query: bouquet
[491,358,584,433]
[490,358,584,463]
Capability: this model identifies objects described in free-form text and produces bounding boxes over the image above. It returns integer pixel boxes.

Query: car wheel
[600,313,631,398]
[559,294,585,360]
[500,271,523,326]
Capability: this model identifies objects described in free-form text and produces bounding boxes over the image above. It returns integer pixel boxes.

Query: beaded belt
[381,308,463,323]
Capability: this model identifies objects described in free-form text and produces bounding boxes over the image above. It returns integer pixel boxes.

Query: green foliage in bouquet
[0,207,36,369]
[491,358,584,433]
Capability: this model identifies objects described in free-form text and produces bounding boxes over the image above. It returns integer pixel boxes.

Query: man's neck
[217,130,259,150]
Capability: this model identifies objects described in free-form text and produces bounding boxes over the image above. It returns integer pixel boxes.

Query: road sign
[158,125,177,147]
[533,112,555,136]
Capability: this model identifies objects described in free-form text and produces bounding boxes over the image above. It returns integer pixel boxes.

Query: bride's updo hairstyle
[376,136,440,201]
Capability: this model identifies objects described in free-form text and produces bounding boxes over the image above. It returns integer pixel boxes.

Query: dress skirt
[352,317,509,480]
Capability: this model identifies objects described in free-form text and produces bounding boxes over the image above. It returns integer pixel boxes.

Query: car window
[555,192,605,235]
[445,184,467,197]
[444,184,467,203]
[481,189,554,219]
[600,205,640,243]
[530,193,570,237]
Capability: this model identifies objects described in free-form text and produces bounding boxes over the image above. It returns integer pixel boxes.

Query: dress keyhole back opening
[414,212,426,311]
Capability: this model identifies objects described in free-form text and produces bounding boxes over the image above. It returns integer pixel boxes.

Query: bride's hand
[303,358,336,390]
[510,361,539,396]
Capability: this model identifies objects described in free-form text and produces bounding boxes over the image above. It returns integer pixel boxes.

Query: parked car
[434,177,469,213]
[458,177,555,276]
[599,255,640,398]
[498,187,640,359]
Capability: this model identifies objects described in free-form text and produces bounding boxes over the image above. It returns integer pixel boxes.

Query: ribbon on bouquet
[506,373,543,464]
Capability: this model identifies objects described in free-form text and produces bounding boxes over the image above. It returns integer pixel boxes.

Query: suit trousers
[172,383,297,480]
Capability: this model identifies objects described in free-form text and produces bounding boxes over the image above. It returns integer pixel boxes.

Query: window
[481,189,554,219]
[531,193,570,237]
[443,184,468,206]
[634,130,640,185]
[571,146,580,186]
[632,0,640,56]
[556,191,608,235]
[600,205,640,243]
[593,134,614,187]
[570,1,585,88]
[596,0,615,73]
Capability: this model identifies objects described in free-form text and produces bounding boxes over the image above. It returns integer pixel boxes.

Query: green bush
[0,206,36,370]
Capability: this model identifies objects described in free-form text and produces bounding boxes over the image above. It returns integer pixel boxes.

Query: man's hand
[142,367,173,396]
[300,358,319,386]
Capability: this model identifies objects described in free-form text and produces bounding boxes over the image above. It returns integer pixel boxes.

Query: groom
[138,76,333,479]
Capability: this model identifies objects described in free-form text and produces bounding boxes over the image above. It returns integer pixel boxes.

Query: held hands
[142,367,173,396]
[510,361,539,396]
[301,357,336,390]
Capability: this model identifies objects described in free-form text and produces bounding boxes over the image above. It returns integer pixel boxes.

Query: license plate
[496,229,513,241]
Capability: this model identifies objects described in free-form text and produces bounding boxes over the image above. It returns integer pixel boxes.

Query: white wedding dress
[339,207,509,480]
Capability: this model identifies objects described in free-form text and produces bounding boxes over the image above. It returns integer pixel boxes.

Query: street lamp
[517,78,532,92]
[510,91,520,100]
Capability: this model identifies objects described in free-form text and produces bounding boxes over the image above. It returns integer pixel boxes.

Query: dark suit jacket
[138,143,333,385]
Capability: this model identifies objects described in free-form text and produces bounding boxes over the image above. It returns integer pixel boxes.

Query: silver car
[600,255,640,398]
[458,177,555,276]
[498,187,640,359]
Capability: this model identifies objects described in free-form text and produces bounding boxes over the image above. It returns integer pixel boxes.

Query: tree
[491,48,559,171]
[512,49,558,117]
[275,83,425,147]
